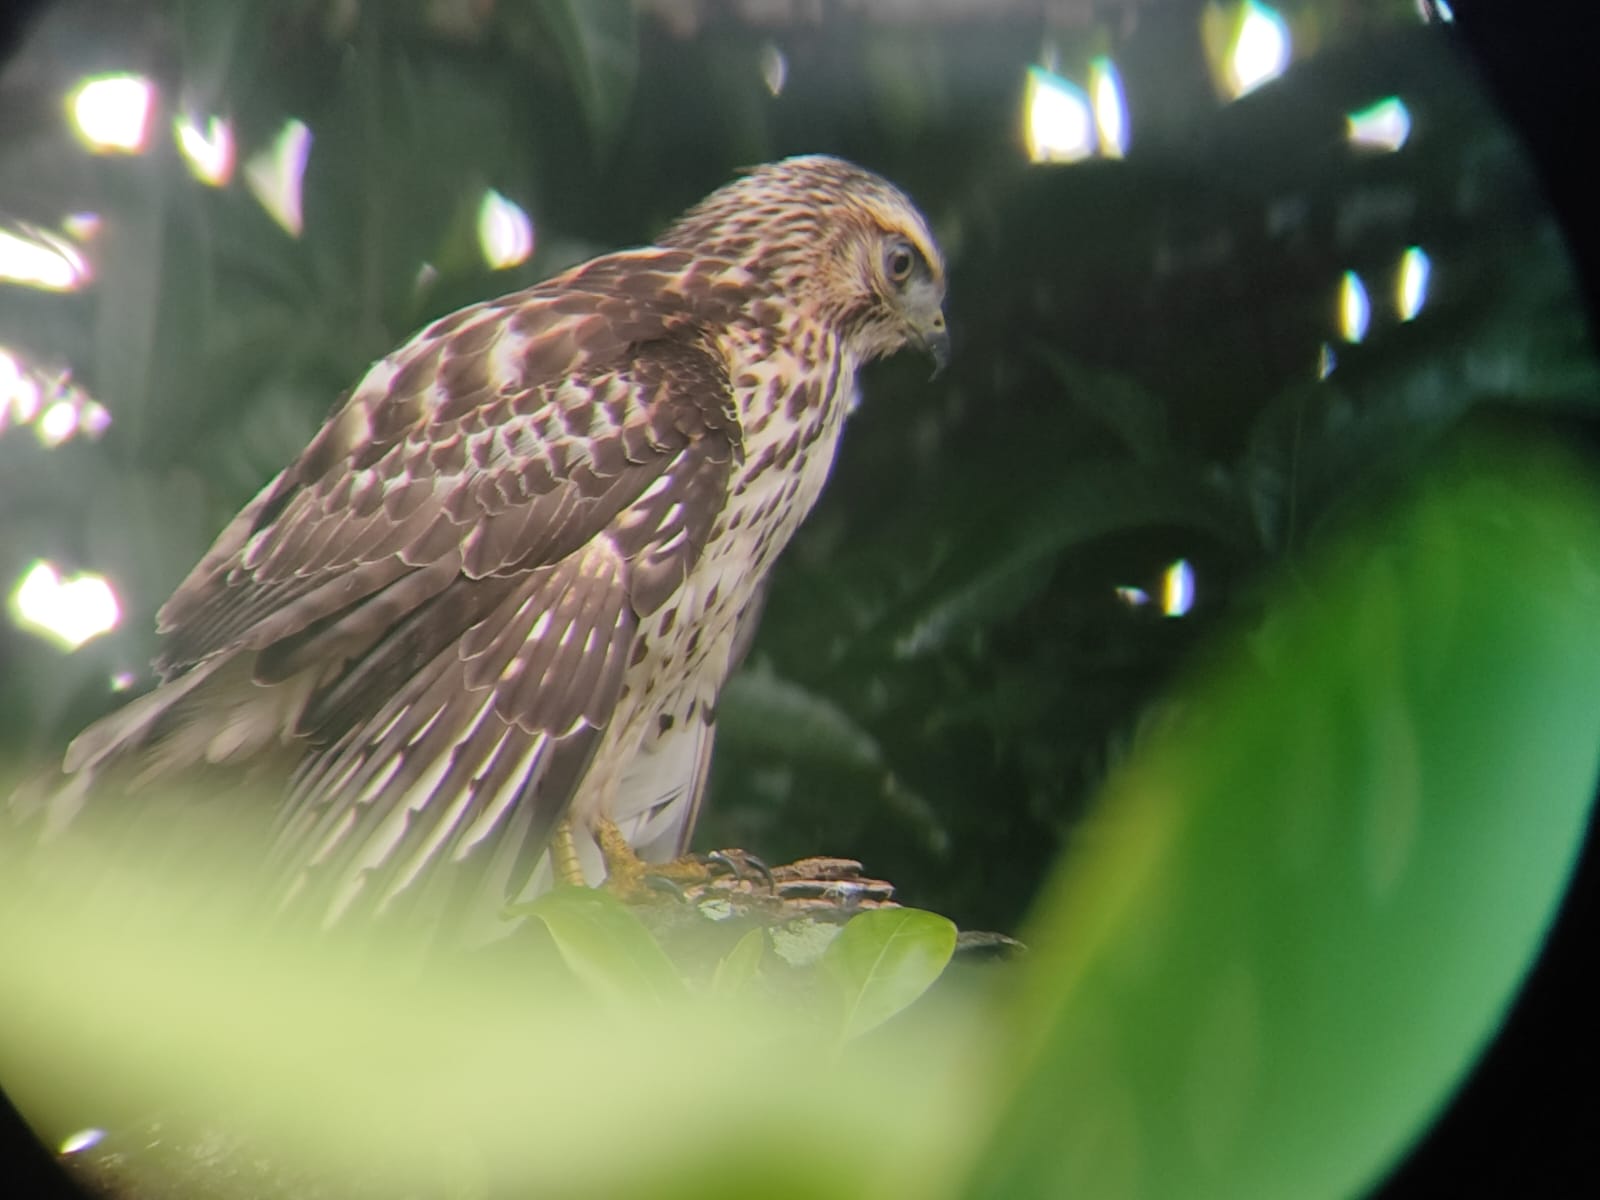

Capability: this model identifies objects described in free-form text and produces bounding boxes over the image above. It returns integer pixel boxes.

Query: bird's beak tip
[921,322,950,381]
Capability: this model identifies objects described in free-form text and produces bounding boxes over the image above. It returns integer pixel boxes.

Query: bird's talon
[705,848,775,891]
[644,874,690,902]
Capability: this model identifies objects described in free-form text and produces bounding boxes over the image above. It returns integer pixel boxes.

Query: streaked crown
[660,155,947,366]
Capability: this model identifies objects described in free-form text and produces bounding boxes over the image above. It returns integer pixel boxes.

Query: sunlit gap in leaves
[760,42,788,97]
[478,189,535,270]
[175,114,235,186]
[1416,0,1455,22]
[1023,57,1127,163]
[1113,560,1195,617]
[59,1128,106,1156]
[1206,0,1292,101]
[1340,270,1371,343]
[68,73,153,153]
[245,119,313,237]
[1398,246,1431,321]
[1090,57,1129,158]
[0,223,90,291]
[61,211,102,241]
[10,561,121,650]
[0,348,31,429]
[1348,97,1412,152]
[1318,342,1338,380]
[1024,66,1091,163]
[0,346,110,445]
[1162,559,1196,617]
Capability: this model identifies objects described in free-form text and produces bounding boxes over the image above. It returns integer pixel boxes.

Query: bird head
[659,155,949,375]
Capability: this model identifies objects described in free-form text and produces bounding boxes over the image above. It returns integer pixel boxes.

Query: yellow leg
[595,815,649,891]
[550,818,587,887]
[596,814,717,898]
[552,814,665,891]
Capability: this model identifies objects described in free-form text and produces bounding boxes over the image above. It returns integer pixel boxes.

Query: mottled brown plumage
[60,155,947,933]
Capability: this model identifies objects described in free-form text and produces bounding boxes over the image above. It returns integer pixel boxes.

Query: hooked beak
[917,311,950,379]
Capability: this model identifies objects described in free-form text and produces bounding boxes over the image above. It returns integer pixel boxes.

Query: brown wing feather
[153,247,740,678]
[70,247,745,924]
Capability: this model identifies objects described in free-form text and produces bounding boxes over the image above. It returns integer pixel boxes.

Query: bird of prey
[54,155,948,935]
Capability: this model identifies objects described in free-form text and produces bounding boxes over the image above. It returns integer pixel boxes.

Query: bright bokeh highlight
[478,190,535,270]
[1090,57,1129,158]
[69,73,154,153]
[1397,246,1431,321]
[1341,271,1371,343]
[61,212,102,242]
[1024,66,1094,164]
[36,399,79,447]
[1162,558,1196,617]
[175,114,236,186]
[59,1129,106,1156]
[1226,2,1291,99]
[0,225,90,291]
[760,43,788,97]
[11,561,121,650]
[0,347,20,406]
[7,373,41,425]
[245,118,313,236]
[1317,342,1338,380]
[80,399,112,438]
[1115,585,1151,610]
[1348,97,1412,152]
[1,347,111,446]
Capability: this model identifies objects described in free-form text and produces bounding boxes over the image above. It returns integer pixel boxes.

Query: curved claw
[643,874,691,902]
[706,849,776,892]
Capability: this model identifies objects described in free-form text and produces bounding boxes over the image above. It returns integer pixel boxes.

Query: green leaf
[823,908,957,1041]
[972,440,1600,1198]
[863,33,946,145]
[718,666,887,772]
[515,887,683,1008]
[536,0,639,156]
[710,928,766,996]
[893,462,1255,657]
[1033,346,1175,466]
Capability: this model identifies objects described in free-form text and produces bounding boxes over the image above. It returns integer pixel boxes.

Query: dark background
[1,0,1594,1194]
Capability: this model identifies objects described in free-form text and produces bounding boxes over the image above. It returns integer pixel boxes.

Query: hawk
[55,155,948,935]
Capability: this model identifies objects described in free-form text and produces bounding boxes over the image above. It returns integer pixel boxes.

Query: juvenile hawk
[59,155,948,932]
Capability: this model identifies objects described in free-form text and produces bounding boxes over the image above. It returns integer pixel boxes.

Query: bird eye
[884,240,917,284]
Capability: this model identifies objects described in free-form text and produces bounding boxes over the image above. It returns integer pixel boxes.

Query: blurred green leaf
[1034,346,1175,466]
[863,33,945,145]
[973,442,1600,1199]
[710,927,766,996]
[823,907,958,1042]
[2,444,1595,1200]
[536,0,639,156]
[891,463,1254,658]
[719,667,888,774]
[516,886,684,1008]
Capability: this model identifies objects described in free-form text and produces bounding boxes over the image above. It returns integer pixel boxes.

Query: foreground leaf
[823,907,958,1042]
[517,886,683,1008]
[710,927,767,997]
[973,440,1600,1198]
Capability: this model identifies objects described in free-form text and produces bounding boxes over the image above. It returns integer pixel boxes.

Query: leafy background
[4,0,1591,934]
[1,2,1597,1194]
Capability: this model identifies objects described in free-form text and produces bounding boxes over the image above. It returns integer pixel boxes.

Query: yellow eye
[884,239,917,284]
